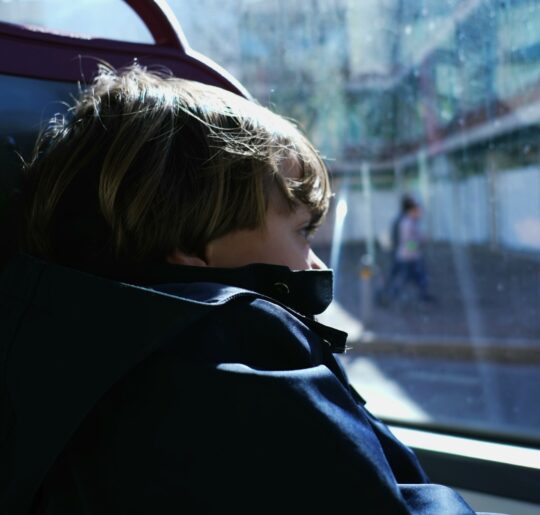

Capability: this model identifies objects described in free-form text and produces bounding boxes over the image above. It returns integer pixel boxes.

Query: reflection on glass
[171,0,540,443]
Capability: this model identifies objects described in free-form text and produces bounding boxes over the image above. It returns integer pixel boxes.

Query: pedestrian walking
[378,195,435,305]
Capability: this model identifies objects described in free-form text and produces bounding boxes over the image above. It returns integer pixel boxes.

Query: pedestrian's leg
[389,261,408,301]
[413,259,434,302]
[377,256,398,305]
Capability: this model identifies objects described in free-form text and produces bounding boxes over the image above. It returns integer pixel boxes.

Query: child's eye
[299,224,317,242]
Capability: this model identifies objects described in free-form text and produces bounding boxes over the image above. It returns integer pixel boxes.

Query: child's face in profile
[205,158,326,271]
[169,159,327,271]
[205,197,325,271]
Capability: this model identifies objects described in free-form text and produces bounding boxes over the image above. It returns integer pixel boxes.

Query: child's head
[401,195,417,213]
[400,195,421,221]
[23,64,331,275]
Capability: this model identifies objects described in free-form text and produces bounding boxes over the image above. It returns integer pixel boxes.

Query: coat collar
[131,262,334,316]
[5,254,346,352]
[136,263,349,355]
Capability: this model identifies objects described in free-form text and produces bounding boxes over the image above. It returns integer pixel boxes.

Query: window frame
[0,0,249,97]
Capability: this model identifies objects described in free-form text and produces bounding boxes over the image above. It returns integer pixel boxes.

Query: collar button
[273,282,290,295]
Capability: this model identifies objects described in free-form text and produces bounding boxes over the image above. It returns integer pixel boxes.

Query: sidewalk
[314,241,540,357]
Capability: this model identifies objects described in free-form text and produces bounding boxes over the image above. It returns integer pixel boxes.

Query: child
[0,65,482,514]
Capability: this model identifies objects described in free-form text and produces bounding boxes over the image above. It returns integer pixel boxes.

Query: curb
[346,337,540,364]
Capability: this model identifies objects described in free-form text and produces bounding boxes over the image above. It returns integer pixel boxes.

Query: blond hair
[23,64,330,275]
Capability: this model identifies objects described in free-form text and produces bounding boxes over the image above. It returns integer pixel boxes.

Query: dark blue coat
[0,254,482,514]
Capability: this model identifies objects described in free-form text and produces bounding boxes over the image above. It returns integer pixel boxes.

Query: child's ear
[166,249,208,267]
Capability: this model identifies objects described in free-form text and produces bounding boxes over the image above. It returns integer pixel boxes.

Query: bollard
[359,254,374,327]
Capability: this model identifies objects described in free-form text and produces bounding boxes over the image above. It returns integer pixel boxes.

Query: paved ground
[314,241,540,347]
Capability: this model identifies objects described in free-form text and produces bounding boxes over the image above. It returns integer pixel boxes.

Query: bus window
[0,74,75,160]
[4,0,534,447]
[166,0,540,446]
[1,1,539,511]
[0,74,75,246]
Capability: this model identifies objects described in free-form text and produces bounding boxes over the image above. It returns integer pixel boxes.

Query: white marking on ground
[405,370,480,386]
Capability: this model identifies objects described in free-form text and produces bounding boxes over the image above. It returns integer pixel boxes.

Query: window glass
[0,0,152,43]
[0,74,75,221]
[2,1,538,445]
[0,74,75,176]
[171,0,540,443]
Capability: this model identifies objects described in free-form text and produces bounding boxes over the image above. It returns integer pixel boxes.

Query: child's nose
[308,249,327,270]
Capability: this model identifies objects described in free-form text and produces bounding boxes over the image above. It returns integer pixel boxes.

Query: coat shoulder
[155,282,326,370]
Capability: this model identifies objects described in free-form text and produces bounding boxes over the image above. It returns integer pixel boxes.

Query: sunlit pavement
[339,353,540,441]
[315,241,540,350]
[314,242,540,437]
